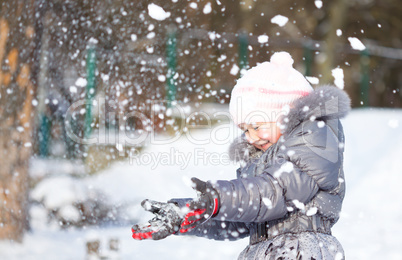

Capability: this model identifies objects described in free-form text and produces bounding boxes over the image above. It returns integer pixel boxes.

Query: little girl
[132,52,350,260]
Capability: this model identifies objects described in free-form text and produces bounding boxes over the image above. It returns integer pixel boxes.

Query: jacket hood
[229,85,351,162]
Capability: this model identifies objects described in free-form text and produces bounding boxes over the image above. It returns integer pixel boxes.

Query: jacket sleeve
[212,122,341,223]
[169,198,249,241]
[181,219,250,241]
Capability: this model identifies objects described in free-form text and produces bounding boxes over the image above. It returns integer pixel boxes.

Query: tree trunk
[320,0,349,84]
[0,0,39,242]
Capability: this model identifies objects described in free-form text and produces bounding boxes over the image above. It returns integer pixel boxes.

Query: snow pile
[32,176,86,210]
[29,158,86,179]
[31,175,119,228]
[332,108,402,260]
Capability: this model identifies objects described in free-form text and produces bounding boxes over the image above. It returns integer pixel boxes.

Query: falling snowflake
[203,3,212,14]
[271,15,289,27]
[147,4,171,21]
[332,67,344,89]
[348,37,366,51]
[258,35,269,44]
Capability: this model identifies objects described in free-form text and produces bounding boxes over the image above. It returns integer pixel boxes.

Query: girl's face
[239,122,282,151]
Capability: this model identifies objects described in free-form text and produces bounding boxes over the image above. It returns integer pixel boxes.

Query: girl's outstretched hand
[131,200,183,240]
[132,178,221,240]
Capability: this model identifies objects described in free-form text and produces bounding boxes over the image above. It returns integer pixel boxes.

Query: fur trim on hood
[229,85,351,162]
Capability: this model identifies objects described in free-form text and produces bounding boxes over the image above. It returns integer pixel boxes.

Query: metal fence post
[166,27,177,107]
[38,114,51,157]
[303,44,313,76]
[84,46,97,139]
[360,49,370,106]
[238,33,248,75]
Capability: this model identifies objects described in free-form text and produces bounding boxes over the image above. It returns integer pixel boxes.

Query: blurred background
[0,0,401,259]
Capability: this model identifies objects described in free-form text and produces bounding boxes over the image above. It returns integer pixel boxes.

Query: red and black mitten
[132,200,183,240]
[179,178,220,233]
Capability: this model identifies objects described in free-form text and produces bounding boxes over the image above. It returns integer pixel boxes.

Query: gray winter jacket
[174,86,350,258]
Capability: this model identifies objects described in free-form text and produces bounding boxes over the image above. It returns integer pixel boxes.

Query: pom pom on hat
[270,51,294,67]
[229,51,313,125]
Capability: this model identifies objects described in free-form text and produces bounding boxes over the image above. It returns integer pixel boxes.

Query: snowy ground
[1,108,402,260]
[332,108,402,260]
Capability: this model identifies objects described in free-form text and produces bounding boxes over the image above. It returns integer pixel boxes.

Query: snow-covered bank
[1,108,402,260]
[333,108,402,260]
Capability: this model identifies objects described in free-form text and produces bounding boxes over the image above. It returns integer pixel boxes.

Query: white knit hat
[229,51,313,125]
